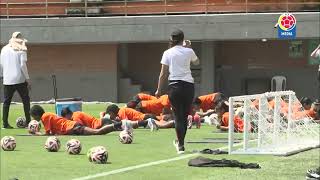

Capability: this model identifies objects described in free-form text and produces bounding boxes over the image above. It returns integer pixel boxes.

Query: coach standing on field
[0,32,31,129]
[155,29,199,154]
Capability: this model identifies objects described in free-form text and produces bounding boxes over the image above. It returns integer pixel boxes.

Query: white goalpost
[228,91,320,156]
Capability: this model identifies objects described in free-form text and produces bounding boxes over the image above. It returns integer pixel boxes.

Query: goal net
[228,91,320,156]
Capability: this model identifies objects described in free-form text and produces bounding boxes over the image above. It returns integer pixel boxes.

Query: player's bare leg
[155,120,175,128]
[82,123,121,135]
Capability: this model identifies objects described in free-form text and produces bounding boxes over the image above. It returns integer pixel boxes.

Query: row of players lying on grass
[107,92,224,130]
[127,93,225,117]
[29,105,159,135]
[101,104,175,129]
[29,93,319,135]
[123,92,319,132]
[248,97,320,120]
[123,92,244,132]
[209,99,319,133]
[123,92,237,130]
[125,92,226,124]
[206,98,320,132]
[29,92,316,135]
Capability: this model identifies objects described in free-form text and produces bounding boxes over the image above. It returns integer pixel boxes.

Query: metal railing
[0,0,319,18]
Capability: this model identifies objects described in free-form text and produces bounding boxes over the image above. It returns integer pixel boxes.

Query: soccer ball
[87,146,108,164]
[16,117,27,128]
[66,139,82,155]
[28,120,40,134]
[119,130,133,144]
[87,147,94,159]
[1,136,16,151]
[44,136,61,152]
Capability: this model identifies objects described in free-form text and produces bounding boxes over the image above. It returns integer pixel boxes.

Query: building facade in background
[0,0,319,102]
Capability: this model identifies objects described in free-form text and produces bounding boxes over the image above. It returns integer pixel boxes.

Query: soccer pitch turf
[1,104,319,180]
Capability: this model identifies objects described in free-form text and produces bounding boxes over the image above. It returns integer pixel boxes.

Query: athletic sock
[138,120,148,127]
[113,121,122,130]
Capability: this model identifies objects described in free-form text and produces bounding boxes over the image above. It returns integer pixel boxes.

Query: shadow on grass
[68,153,86,156]
[2,149,21,152]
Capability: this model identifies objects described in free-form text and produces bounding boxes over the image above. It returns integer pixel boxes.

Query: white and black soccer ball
[87,147,94,160]
[86,146,106,159]
[16,117,27,128]
[119,130,133,144]
[45,136,61,152]
[87,146,108,164]
[1,136,16,151]
[66,139,82,155]
[28,120,40,134]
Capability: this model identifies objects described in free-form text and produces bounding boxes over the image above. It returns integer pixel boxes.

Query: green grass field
[1,104,319,180]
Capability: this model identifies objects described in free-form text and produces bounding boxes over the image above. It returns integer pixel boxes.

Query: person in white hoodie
[0,32,31,129]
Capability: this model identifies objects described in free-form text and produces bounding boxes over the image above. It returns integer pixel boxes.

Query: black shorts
[69,123,85,135]
[135,102,144,112]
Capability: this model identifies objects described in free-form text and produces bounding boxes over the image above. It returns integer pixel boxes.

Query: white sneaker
[173,140,185,154]
[121,120,133,133]
[147,118,159,132]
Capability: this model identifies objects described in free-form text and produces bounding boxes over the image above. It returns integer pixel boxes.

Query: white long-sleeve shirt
[0,45,30,85]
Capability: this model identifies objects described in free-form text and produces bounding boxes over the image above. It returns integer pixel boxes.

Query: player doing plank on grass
[30,105,143,135]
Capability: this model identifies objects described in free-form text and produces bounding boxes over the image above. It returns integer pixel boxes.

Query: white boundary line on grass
[72,144,234,180]
[72,153,197,180]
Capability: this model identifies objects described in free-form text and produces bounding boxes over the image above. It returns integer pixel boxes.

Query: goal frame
[228,91,320,156]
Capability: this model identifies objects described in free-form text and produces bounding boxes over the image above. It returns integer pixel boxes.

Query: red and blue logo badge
[276,13,296,39]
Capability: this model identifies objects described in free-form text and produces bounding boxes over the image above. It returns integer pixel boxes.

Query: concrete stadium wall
[121,39,319,100]
[2,0,317,17]
[5,44,118,102]
[2,40,318,102]
[125,43,196,88]
[215,39,319,99]
[1,13,319,101]
[126,43,167,91]
[1,12,319,44]
[123,42,202,95]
